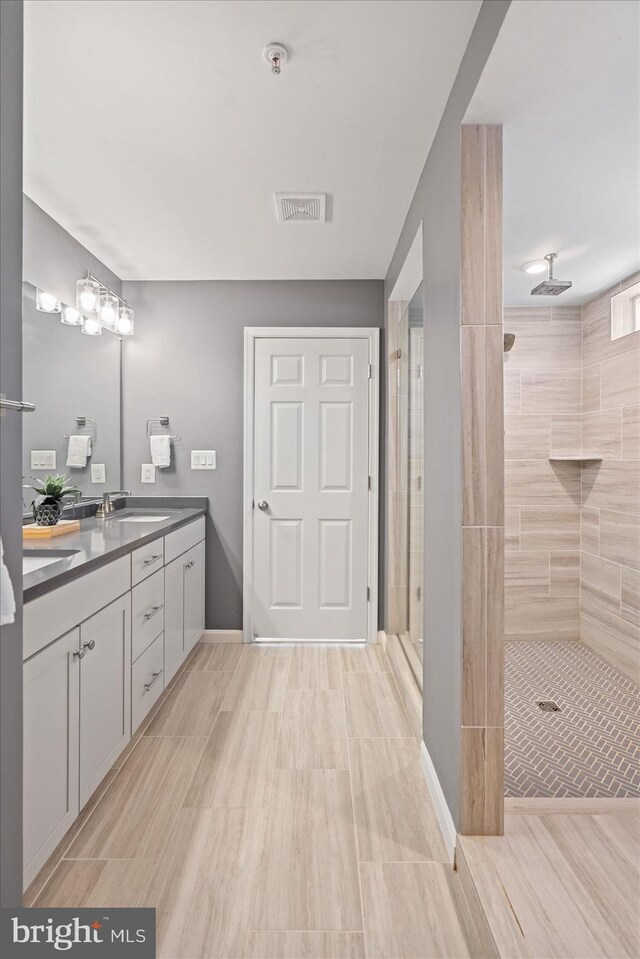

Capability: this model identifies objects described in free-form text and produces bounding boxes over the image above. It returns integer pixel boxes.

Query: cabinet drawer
[131,568,165,662]
[164,516,205,564]
[131,632,164,733]
[131,539,165,587]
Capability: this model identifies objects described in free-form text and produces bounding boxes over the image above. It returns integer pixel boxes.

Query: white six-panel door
[250,335,373,642]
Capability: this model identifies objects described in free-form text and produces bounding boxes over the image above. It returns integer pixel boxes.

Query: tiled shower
[503,275,640,798]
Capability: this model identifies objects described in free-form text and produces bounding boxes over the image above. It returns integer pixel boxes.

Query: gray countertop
[23,504,206,602]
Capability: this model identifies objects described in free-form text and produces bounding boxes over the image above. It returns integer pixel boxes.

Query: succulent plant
[25,473,80,505]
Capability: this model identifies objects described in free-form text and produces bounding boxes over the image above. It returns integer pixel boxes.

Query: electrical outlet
[141,463,156,484]
[30,450,56,470]
[191,450,216,470]
[91,463,106,484]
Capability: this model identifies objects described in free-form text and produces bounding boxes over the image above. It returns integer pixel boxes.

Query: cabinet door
[23,628,80,889]
[184,540,205,653]
[164,554,185,685]
[79,595,131,808]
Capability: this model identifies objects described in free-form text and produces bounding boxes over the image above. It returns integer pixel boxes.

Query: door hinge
[367,586,370,601]
[368,475,371,490]
[417,586,422,600]
[368,363,372,379]
[417,475,422,491]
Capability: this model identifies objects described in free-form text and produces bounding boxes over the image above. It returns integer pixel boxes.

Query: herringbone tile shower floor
[505,641,640,798]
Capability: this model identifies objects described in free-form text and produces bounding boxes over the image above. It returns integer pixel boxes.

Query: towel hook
[146,416,180,440]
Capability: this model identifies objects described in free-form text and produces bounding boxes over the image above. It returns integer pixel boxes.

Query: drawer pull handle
[185,560,195,569]
[144,604,164,621]
[143,554,163,567]
[144,669,163,692]
[83,639,96,652]
[73,648,85,660]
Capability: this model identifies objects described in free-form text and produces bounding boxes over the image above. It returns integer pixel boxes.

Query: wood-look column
[459,124,505,836]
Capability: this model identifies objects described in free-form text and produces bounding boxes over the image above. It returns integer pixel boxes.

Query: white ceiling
[24,0,481,281]
[466,0,640,306]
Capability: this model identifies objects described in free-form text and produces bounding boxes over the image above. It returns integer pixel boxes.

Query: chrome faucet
[96,490,132,519]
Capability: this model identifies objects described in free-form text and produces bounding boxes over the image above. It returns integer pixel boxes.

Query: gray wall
[0,0,24,906]
[384,0,510,827]
[122,280,384,630]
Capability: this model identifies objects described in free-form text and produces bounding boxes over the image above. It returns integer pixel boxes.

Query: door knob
[83,639,96,651]
[257,500,269,511]
[73,648,85,659]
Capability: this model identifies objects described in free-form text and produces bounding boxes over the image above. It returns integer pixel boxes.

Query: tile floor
[28,642,483,959]
[505,641,640,798]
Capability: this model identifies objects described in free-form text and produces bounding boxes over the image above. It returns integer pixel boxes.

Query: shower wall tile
[505,415,550,459]
[505,595,580,641]
[579,277,640,679]
[462,527,486,727]
[621,568,640,626]
[520,506,580,550]
[582,409,622,457]
[505,507,520,550]
[550,415,582,457]
[461,326,486,526]
[549,552,580,596]
[505,460,581,506]
[622,405,639,459]
[485,325,504,526]
[520,370,582,413]
[503,323,582,371]
[486,528,504,728]
[504,552,549,596]
[503,368,520,414]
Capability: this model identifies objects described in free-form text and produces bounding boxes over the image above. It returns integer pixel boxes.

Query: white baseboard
[419,740,457,863]
[199,629,243,644]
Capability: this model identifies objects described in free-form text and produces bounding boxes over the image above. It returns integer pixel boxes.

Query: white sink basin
[23,549,80,574]
[115,515,171,523]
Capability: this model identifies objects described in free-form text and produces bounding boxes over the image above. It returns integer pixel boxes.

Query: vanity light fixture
[60,305,83,326]
[76,275,101,314]
[99,290,120,331]
[81,314,102,336]
[36,289,62,313]
[520,259,547,275]
[115,304,134,336]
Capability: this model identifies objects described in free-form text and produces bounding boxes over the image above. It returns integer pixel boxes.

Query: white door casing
[244,328,379,643]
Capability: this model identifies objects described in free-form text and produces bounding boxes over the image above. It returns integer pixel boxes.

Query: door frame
[243,326,379,645]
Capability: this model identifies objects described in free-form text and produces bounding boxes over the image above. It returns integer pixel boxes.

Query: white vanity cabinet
[23,628,80,889]
[78,595,131,808]
[23,513,205,889]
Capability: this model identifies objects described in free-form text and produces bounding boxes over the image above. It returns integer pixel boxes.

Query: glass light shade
[76,276,100,314]
[60,305,83,326]
[81,315,102,336]
[115,304,134,336]
[36,289,61,313]
[99,290,120,330]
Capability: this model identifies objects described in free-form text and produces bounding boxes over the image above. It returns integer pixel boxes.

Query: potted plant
[25,474,80,526]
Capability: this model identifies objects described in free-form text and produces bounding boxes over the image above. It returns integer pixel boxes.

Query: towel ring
[64,416,97,441]
[146,416,180,441]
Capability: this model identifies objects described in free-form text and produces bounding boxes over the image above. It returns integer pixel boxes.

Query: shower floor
[505,641,640,798]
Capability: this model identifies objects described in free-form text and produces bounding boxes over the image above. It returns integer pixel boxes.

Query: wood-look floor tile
[35,859,156,908]
[287,646,343,689]
[222,655,290,710]
[359,862,475,958]
[276,690,348,770]
[244,930,365,958]
[250,769,362,931]
[349,738,448,862]
[342,673,413,738]
[146,807,265,959]
[186,642,245,672]
[144,670,230,736]
[339,645,390,672]
[184,710,280,809]
[66,736,206,860]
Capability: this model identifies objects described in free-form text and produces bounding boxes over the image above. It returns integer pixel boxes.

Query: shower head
[531,253,572,296]
[504,333,516,353]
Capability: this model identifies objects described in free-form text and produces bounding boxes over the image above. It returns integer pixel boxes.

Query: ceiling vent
[275,193,326,223]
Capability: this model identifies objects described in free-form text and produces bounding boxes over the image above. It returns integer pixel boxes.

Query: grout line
[340,654,368,949]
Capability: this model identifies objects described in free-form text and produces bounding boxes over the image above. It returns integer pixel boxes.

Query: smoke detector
[275,193,327,223]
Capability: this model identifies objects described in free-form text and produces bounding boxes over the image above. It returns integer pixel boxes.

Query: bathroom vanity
[21,504,206,889]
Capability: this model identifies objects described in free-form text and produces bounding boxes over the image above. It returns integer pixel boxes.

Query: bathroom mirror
[22,282,122,511]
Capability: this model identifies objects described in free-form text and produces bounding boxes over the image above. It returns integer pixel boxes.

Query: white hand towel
[0,536,16,627]
[66,434,92,468]
[150,434,171,468]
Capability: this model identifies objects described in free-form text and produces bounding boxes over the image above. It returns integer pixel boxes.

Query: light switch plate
[91,463,106,484]
[141,463,156,483]
[30,450,56,470]
[191,450,216,470]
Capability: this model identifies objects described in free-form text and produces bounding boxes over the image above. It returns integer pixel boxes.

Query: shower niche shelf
[548,455,603,464]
